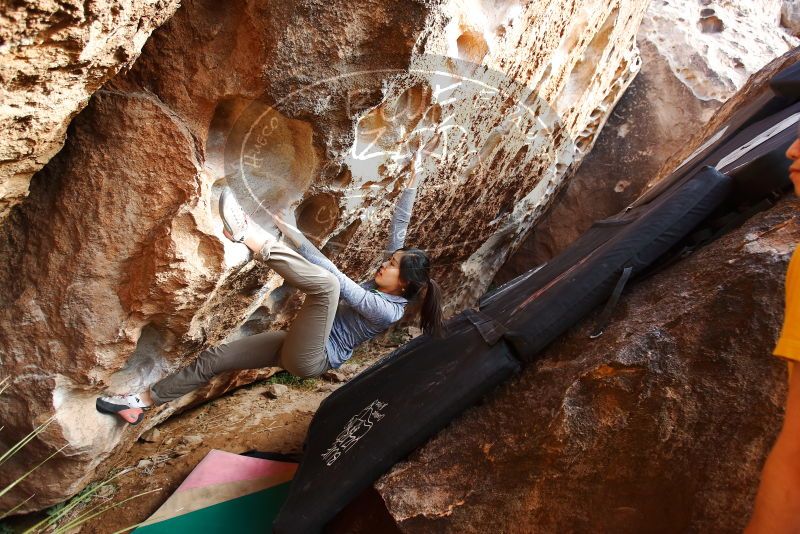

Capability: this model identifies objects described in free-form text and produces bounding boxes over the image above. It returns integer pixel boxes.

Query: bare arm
[746,364,800,533]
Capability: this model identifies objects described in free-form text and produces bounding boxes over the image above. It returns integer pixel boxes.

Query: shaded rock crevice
[495,1,797,281]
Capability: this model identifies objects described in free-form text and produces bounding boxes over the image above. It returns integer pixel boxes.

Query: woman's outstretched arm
[386,187,418,254]
[271,133,436,320]
[386,134,437,255]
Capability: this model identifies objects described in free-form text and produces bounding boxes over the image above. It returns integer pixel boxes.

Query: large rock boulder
[374,49,800,533]
[0,0,181,223]
[377,197,797,532]
[494,0,798,283]
[0,0,650,512]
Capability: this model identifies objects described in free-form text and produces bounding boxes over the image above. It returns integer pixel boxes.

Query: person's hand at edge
[269,207,304,248]
[405,131,442,189]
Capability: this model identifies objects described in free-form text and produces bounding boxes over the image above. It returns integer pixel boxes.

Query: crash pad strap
[589,266,633,339]
[463,308,507,345]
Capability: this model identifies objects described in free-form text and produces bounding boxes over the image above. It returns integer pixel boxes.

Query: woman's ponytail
[420,278,445,338]
[397,247,446,338]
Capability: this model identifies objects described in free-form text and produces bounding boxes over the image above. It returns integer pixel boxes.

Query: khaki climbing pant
[149,239,337,405]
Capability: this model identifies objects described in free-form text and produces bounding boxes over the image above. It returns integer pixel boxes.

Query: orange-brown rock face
[0,0,650,511]
[0,0,181,222]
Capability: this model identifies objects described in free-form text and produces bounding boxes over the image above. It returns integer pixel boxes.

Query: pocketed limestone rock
[494,0,798,282]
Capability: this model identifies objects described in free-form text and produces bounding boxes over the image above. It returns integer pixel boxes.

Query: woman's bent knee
[281,353,328,379]
[325,272,340,295]
[303,270,339,296]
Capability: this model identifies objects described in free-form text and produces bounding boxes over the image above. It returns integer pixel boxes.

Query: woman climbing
[96,141,445,425]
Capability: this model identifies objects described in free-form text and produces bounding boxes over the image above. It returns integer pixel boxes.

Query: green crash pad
[133,449,296,533]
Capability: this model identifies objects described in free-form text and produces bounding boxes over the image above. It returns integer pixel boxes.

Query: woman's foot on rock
[96,393,152,425]
[219,188,278,257]
[219,188,250,243]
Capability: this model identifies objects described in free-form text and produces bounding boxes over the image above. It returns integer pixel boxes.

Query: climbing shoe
[219,187,249,243]
[96,393,151,425]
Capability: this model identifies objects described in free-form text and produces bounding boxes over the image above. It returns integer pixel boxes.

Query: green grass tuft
[265,372,318,390]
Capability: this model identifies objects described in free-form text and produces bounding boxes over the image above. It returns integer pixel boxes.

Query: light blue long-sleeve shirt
[294,187,418,368]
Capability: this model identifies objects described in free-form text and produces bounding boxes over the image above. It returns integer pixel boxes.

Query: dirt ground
[6,329,412,534]
[81,381,325,533]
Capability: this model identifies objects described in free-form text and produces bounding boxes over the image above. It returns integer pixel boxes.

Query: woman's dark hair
[396,247,446,338]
